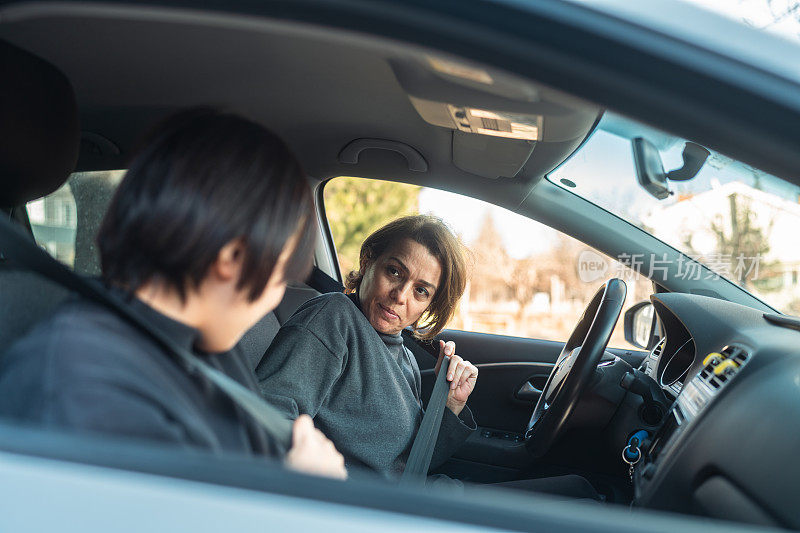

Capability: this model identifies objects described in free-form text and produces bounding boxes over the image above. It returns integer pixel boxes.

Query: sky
[417,187,560,259]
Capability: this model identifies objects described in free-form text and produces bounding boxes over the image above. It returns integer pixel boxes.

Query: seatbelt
[306,266,450,483]
[0,216,293,451]
[400,353,450,485]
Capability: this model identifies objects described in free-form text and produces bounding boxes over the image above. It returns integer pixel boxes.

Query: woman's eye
[387,266,400,277]
[415,287,430,298]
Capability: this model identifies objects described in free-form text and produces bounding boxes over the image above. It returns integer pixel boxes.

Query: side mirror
[624,301,655,350]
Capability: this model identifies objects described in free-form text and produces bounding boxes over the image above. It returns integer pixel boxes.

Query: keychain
[622,440,642,483]
[622,430,649,484]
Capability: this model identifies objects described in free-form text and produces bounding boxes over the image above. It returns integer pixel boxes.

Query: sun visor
[452,131,534,179]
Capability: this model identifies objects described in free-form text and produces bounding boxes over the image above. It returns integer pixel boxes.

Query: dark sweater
[255,292,475,477]
[0,296,281,457]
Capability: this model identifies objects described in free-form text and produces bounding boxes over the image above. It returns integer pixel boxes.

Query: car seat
[0,39,78,349]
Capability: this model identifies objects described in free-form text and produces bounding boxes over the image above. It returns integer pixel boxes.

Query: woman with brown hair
[256,215,479,478]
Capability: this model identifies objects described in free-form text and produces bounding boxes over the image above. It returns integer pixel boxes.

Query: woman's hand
[285,414,348,480]
[435,340,478,416]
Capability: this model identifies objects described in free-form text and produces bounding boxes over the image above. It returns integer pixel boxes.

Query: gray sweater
[255,292,475,477]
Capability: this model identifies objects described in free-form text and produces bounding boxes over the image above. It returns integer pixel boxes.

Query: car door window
[324,176,651,349]
[26,170,125,275]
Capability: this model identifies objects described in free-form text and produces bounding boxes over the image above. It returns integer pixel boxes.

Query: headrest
[0,40,79,208]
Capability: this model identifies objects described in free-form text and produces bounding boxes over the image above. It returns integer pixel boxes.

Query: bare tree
[709,192,774,289]
[506,257,540,322]
[468,212,546,321]
[469,211,510,297]
[732,0,800,39]
[763,0,800,34]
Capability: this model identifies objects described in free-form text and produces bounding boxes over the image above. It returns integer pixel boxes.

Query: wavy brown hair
[345,215,467,339]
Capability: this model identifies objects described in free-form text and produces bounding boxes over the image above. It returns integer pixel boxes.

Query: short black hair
[98,107,315,301]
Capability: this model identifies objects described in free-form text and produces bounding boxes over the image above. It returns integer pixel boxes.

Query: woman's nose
[390,283,410,303]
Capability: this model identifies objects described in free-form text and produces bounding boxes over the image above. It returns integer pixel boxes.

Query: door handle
[516,380,542,401]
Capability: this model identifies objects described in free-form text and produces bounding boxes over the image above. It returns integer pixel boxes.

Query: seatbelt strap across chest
[400,353,450,485]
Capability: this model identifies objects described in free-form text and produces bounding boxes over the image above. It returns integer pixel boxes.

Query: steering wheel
[525,278,627,458]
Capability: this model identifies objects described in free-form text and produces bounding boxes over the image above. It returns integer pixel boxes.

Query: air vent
[644,337,666,377]
[698,345,750,392]
[651,337,666,358]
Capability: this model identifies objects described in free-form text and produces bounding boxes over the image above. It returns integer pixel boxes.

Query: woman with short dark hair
[0,108,346,479]
[257,214,479,478]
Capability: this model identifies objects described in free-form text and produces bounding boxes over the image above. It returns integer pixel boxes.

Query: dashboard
[632,292,800,529]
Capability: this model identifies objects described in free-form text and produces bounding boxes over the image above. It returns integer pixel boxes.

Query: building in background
[644,181,800,312]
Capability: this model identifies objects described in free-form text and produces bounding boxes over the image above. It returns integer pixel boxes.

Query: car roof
[560,0,800,84]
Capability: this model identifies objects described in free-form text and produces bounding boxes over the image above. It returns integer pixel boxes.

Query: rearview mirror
[632,137,670,200]
[624,301,655,350]
[632,138,710,200]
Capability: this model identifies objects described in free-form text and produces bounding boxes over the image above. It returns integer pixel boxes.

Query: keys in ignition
[622,443,641,483]
[622,431,648,484]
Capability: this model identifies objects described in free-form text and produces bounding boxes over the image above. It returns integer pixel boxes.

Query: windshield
[549,113,800,315]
